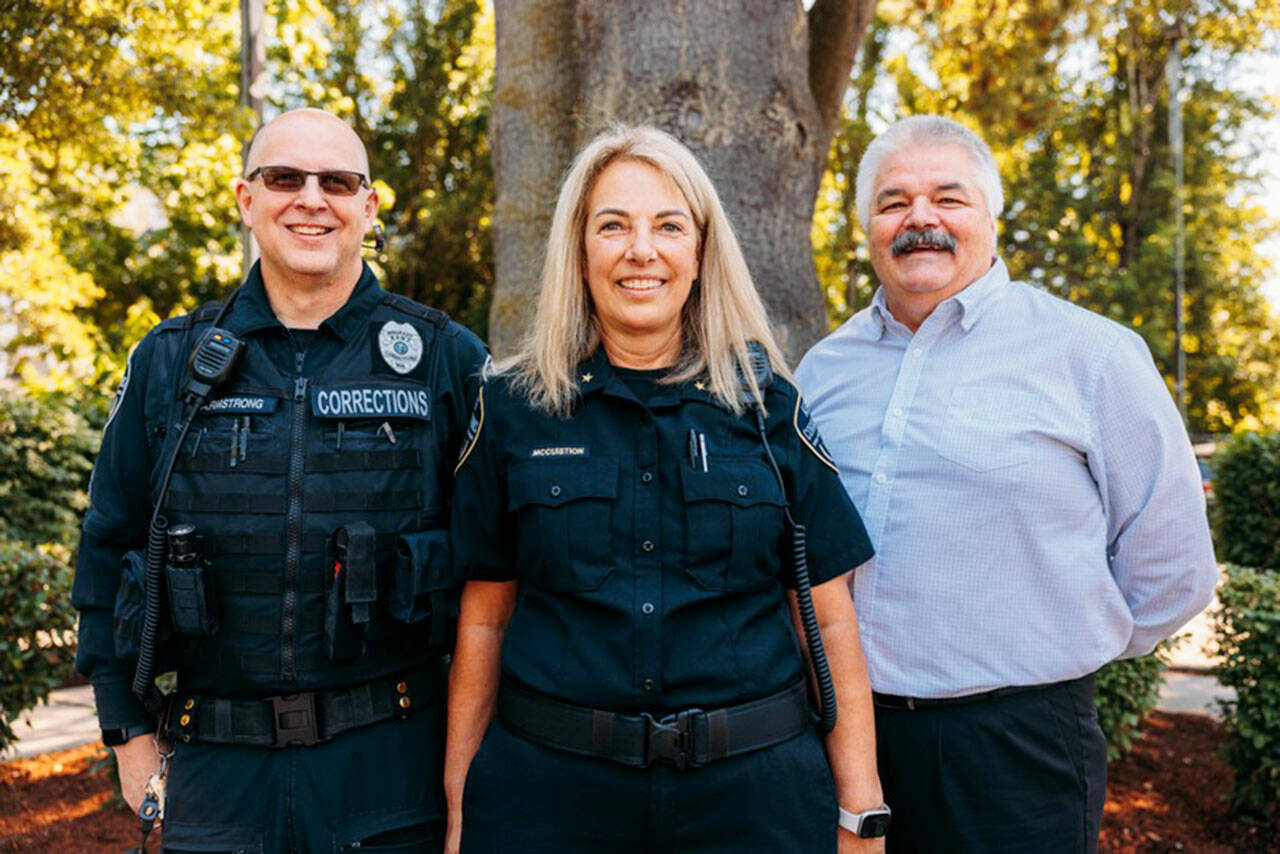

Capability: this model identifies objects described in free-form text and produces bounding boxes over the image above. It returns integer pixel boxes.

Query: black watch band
[101,723,155,747]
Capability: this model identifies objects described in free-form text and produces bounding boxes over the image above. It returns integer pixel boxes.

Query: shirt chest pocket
[681,459,787,592]
[507,458,619,593]
[178,411,281,466]
[935,386,1042,472]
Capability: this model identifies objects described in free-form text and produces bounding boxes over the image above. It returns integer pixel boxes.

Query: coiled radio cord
[754,408,837,735]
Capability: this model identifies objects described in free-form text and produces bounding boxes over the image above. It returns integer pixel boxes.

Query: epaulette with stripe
[382,293,449,329]
[155,301,225,333]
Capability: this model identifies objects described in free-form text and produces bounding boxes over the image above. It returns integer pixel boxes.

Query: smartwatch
[101,723,155,747]
[838,803,892,839]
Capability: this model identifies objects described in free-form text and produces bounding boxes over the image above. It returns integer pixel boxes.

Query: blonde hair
[501,125,789,416]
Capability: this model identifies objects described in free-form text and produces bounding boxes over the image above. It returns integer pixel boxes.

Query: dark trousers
[461,719,837,853]
[162,704,445,853]
[875,675,1107,854]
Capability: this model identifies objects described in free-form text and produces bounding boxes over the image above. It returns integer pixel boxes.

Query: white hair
[854,115,1003,229]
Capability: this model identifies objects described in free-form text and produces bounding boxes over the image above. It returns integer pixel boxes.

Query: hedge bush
[0,540,78,752]
[1214,564,1280,823]
[1094,646,1168,761]
[0,389,97,548]
[1212,432,1280,571]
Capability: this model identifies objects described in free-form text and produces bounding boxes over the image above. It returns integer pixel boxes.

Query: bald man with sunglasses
[73,109,487,852]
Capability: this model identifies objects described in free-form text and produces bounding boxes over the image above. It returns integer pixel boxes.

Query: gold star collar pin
[581,372,594,383]
[694,380,706,391]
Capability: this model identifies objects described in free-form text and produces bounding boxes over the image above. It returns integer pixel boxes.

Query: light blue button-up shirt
[796,259,1217,698]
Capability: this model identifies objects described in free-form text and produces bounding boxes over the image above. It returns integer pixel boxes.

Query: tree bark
[489,0,581,352]
[490,0,873,361]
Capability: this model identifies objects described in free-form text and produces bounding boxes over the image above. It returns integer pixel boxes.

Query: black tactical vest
[140,294,454,697]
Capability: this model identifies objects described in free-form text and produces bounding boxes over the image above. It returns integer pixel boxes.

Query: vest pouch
[165,561,218,636]
[325,522,378,662]
[390,529,451,632]
[113,549,147,659]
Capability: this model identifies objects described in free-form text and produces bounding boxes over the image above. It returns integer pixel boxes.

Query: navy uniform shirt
[72,262,488,730]
[452,348,873,713]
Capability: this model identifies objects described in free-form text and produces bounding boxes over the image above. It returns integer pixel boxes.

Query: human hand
[112,733,163,813]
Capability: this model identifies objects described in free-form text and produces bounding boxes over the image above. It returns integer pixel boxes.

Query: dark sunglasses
[245,166,370,197]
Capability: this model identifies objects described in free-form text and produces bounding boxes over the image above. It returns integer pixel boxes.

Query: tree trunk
[489,0,874,361]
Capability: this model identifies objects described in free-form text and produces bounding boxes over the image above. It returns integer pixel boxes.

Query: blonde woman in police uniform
[444,126,887,853]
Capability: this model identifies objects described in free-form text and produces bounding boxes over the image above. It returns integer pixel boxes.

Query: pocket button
[549,485,561,497]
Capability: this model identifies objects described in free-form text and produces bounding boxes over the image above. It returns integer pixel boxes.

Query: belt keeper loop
[705,708,730,761]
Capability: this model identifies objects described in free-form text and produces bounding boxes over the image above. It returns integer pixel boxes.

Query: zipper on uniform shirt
[282,350,308,682]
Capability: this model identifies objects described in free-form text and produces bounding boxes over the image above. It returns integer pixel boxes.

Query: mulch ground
[1099,712,1277,853]
[1,712,1275,852]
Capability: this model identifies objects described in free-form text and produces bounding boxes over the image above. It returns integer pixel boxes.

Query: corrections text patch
[311,386,431,420]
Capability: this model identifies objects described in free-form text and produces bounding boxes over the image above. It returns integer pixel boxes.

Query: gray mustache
[891,229,958,256]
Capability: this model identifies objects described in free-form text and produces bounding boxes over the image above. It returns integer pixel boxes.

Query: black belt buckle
[642,708,702,770]
[270,693,319,747]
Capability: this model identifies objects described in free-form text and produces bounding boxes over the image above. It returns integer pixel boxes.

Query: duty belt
[166,669,437,747]
[497,678,810,771]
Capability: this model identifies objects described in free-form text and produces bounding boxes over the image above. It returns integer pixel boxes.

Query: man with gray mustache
[796,115,1216,852]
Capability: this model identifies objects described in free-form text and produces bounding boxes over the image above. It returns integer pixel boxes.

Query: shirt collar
[223,261,383,341]
[867,257,1011,338]
[951,257,1010,332]
[573,347,718,407]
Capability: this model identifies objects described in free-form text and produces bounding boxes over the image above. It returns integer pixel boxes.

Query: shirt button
[641,471,653,484]
[641,602,655,615]
[737,484,748,497]
[549,484,561,497]
[642,540,655,553]
[874,472,887,484]
[643,679,654,692]
[912,347,923,357]
[892,407,904,418]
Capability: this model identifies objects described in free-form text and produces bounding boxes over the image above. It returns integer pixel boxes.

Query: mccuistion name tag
[311,385,432,420]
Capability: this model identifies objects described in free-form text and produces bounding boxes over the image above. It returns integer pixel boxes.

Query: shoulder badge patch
[103,346,136,433]
[454,387,485,474]
[794,396,840,474]
[378,321,423,375]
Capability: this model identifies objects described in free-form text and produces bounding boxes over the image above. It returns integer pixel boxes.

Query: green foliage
[1,0,248,389]
[1094,646,1168,761]
[0,540,77,753]
[0,390,98,549]
[1213,564,1280,823]
[1213,432,1280,570]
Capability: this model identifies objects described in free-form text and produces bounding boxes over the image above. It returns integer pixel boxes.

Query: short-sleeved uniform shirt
[452,348,873,714]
